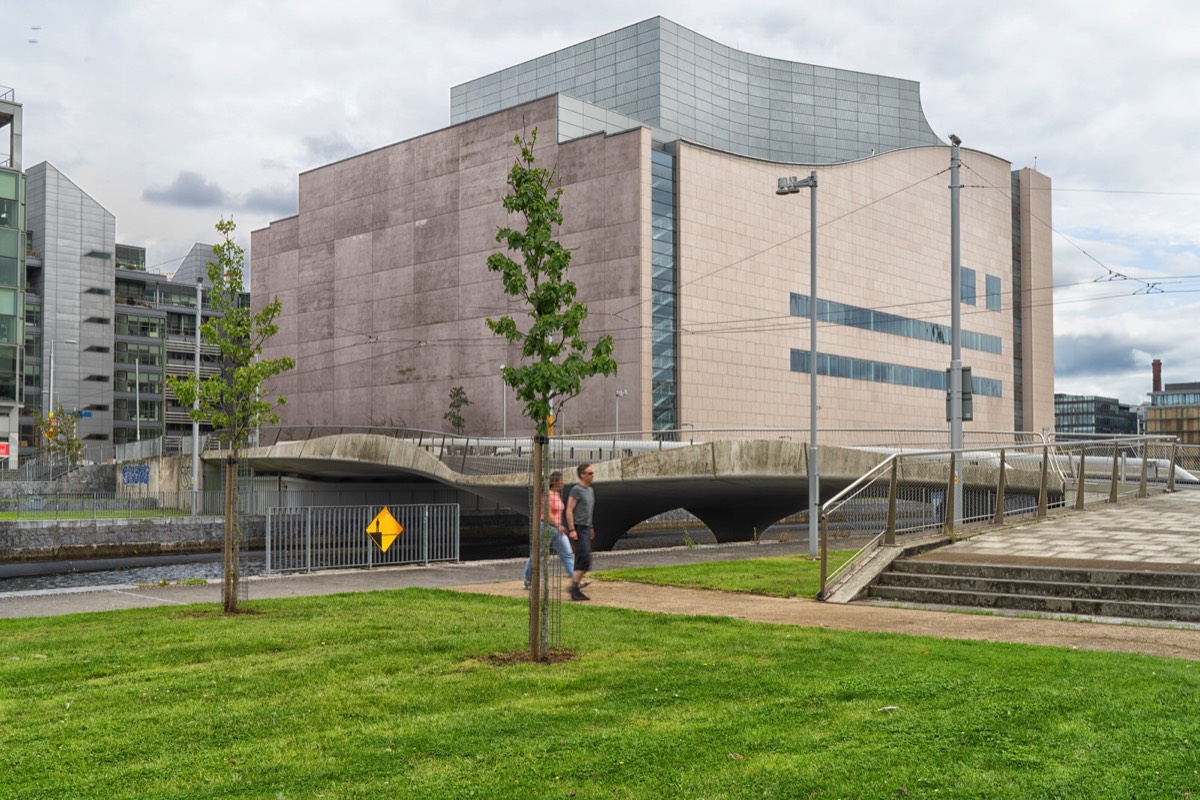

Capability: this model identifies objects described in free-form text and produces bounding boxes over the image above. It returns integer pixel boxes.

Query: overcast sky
[2,0,1198,408]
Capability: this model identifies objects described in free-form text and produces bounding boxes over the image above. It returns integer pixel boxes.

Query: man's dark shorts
[572,525,593,572]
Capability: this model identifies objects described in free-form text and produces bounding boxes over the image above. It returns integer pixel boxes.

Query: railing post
[1169,443,1179,492]
[423,505,431,566]
[1139,441,1149,498]
[305,506,313,573]
[265,510,273,576]
[1038,446,1049,518]
[884,457,898,546]
[1075,449,1087,510]
[817,510,828,601]
[943,451,956,536]
[1109,444,1120,504]
[993,449,1006,525]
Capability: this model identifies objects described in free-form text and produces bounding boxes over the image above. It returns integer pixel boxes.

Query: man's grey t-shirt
[569,483,594,528]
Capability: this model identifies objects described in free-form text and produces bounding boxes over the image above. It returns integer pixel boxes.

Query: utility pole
[777,171,820,557]
[192,276,202,516]
[949,134,964,522]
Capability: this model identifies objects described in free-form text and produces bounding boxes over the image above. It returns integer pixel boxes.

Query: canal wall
[0,516,267,562]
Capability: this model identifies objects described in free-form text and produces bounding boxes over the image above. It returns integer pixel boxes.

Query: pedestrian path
[920,489,1200,569]
[5,491,1200,660]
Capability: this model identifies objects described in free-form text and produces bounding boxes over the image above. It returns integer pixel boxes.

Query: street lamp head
[777,174,817,194]
[948,133,962,146]
[615,389,629,398]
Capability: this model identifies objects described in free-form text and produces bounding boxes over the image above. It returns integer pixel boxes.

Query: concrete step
[867,559,1200,623]
[891,559,1200,589]
[875,571,1200,606]
[867,584,1200,623]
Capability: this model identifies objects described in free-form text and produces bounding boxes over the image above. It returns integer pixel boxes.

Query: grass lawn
[595,549,860,598]
[3,589,1200,798]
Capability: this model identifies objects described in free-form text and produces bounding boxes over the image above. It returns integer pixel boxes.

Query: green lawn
[3,589,1199,798]
[595,550,859,598]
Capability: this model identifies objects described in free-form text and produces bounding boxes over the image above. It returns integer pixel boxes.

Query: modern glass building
[1148,382,1200,445]
[0,87,24,465]
[21,158,221,456]
[1054,393,1137,436]
[252,18,1055,439]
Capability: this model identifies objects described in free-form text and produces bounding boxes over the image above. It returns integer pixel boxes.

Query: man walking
[565,462,597,601]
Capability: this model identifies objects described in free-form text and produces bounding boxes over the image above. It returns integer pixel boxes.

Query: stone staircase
[866,559,1200,623]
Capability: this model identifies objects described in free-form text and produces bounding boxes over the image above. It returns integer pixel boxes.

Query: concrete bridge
[230,433,1043,550]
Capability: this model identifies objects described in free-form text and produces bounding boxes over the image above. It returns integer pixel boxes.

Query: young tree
[443,386,471,434]
[168,218,295,613]
[486,129,617,659]
[31,402,84,467]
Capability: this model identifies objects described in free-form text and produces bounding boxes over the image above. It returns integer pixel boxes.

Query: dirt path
[459,580,1200,661]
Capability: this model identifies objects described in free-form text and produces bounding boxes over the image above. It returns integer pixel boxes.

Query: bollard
[993,449,1007,525]
[884,457,898,546]
[1037,446,1049,518]
[943,451,956,536]
[1109,445,1120,504]
[1139,442,1149,498]
[1075,450,1087,510]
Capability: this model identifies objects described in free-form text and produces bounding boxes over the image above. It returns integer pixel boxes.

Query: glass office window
[986,274,1002,311]
[961,267,976,305]
[791,348,1002,397]
[790,293,1001,354]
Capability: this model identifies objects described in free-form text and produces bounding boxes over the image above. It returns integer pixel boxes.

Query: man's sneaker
[523,580,530,590]
[570,583,590,601]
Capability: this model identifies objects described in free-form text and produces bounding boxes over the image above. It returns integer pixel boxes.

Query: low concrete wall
[0,464,116,498]
[0,516,266,562]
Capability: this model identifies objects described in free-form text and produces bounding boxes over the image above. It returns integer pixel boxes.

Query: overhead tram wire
[604,165,954,324]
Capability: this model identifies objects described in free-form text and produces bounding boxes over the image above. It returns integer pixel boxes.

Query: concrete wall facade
[675,143,1020,431]
[253,96,650,436]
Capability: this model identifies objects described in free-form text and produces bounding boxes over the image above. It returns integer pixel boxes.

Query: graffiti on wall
[122,464,151,486]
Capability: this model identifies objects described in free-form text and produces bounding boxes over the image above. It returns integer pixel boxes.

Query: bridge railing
[818,436,1184,600]
[264,503,460,575]
[244,426,1049,476]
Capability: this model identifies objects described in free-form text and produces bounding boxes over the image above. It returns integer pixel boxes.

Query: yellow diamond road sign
[366,507,404,553]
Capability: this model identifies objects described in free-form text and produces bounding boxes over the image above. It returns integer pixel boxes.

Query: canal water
[0,526,805,595]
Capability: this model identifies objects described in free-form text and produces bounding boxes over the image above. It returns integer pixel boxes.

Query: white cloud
[4,0,1200,405]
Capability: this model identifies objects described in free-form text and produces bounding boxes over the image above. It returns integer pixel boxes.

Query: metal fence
[818,436,1184,599]
[264,503,460,575]
[0,490,228,520]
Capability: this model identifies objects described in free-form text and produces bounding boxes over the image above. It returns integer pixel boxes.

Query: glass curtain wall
[650,147,678,435]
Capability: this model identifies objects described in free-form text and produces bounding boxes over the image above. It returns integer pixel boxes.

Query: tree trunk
[223,456,237,613]
[528,435,545,660]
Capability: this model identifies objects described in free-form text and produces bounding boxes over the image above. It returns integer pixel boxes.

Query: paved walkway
[922,488,1200,570]
[5,490,1200,660]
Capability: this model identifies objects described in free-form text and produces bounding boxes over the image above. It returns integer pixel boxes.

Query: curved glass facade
[453,17,943,165]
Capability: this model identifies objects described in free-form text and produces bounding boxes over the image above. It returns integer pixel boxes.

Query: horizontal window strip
[790,293,1001,354]
[790,349,1003,397]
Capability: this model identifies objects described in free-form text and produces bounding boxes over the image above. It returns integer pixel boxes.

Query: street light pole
[135,356,140,441]
[948,135,964,522]
[614,389,628,434]
[777,171,819,558]
[192,277,202,516]
[46,338,78,418]
[500,364,507,439]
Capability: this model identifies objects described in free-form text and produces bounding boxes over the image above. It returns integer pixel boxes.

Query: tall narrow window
[650,147,678,435]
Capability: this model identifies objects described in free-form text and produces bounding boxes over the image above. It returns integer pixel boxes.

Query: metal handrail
[817,435,1181,600]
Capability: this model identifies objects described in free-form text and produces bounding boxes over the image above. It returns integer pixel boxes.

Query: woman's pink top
[542,490,565,531]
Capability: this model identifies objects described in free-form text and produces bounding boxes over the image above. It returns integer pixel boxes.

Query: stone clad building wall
[253,97,650,434]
